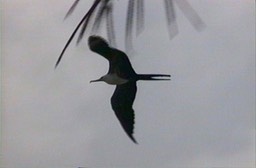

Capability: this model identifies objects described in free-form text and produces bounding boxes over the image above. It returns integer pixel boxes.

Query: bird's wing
[111,81,137,143]
[108,49,137,79]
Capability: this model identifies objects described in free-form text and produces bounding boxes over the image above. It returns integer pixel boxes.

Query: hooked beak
[90,78,102,83]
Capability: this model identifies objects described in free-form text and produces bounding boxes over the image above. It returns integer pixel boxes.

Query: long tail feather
[137,74,171,80]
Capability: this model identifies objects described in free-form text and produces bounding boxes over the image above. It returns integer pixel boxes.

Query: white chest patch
[103,73,128,85]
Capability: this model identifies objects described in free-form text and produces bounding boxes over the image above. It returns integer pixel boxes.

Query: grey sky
[2,0,255,168]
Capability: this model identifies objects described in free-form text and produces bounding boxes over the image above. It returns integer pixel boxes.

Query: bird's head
[88,35,110,53]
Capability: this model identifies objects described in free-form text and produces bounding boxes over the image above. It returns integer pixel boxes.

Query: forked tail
[137,74,171,81]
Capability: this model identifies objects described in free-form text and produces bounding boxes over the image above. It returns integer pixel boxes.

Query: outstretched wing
[111,81,137,143]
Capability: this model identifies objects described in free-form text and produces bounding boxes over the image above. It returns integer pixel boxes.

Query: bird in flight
[88,36,171,143]
[55,0,205,68]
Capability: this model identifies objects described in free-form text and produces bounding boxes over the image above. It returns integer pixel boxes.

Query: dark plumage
[89,36,170,143]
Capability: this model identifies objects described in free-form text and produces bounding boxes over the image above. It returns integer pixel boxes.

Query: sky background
[1,0,255,168]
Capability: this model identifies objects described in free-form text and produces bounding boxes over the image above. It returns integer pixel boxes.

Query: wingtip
[128,134,138,144]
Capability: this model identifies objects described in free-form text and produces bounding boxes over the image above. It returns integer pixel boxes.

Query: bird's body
[96,73,128,85]
[89,36,170,143]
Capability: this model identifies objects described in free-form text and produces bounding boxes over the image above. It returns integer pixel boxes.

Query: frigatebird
[88,36,171,143]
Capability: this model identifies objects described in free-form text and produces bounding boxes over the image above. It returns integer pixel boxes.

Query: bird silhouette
[88,35,171,143]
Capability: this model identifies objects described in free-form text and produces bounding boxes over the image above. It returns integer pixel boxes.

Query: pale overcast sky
[2,0,255,168]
